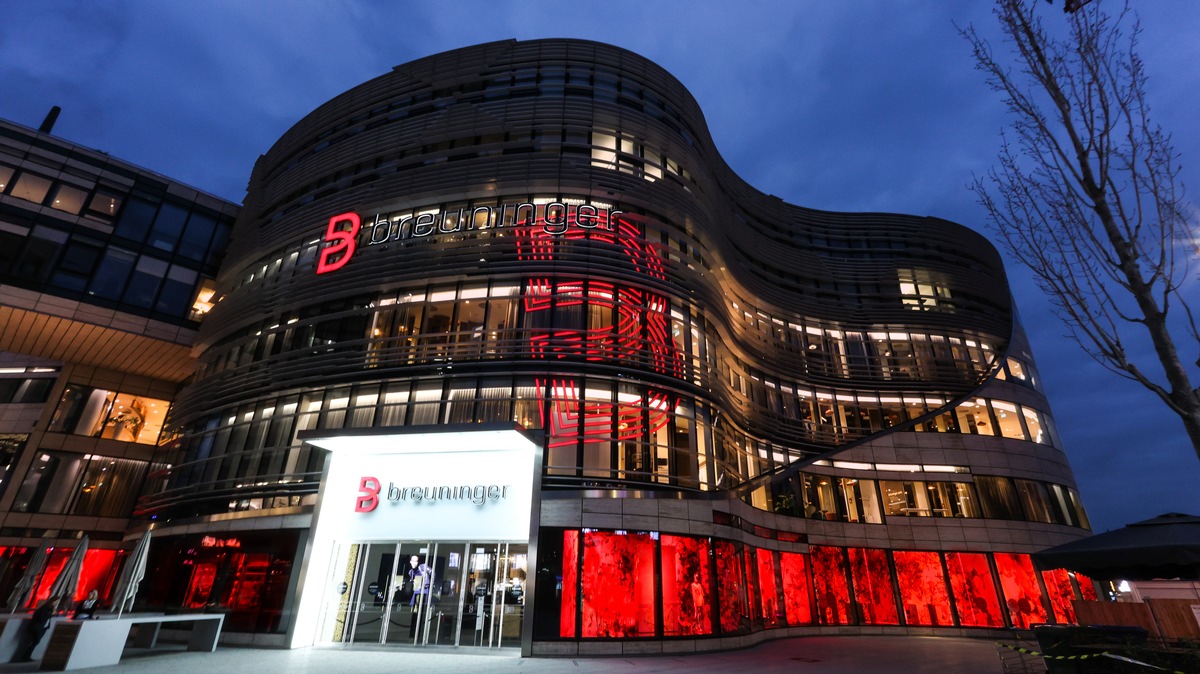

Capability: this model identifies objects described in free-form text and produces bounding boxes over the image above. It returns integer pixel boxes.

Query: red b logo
[355,476,380,512]
[316,212,361,274]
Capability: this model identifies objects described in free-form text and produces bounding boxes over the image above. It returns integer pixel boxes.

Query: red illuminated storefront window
[561,530,579,637]
[581,530,657,637]
[810,546,852,625]
[1075,572,1098,601]
[1041,568,1076,624]
[661,535,713,636]
[945,552,1004,627]
[742,547,760,629]
[994,553,1048,628]
[755,548,780,627]
[893,550,953,626]
[715,540,750,634]
[777,551,816,623]
[848,548,898,625]
[779,552,813,625]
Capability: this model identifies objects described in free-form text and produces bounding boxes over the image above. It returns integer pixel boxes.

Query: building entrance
[317,540,527,648]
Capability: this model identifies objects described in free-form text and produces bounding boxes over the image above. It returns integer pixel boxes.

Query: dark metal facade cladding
[146,39,1014,517]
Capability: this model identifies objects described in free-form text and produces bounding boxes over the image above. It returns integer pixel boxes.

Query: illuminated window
[580,530,657,637]
[898,269,953,311]
[994,553,1048,628]
[661,535,713,636]
[810,546,852,625]
[48,184,87,215]
[848,548,898,624]
[945,552,1004,627]
[47,384,170,445]
[0,165,12,191]
[10,172,52,204]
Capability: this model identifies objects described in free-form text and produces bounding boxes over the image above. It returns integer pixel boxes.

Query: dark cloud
[2,0,1197,530]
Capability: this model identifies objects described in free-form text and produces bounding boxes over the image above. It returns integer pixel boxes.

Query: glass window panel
[0,165,13,191]
[848,548,898,624]
[155,264,199,315]
[88,247,137,299]
[954,398,992,435]
[1014,479,1054,523]
[994,553,1048,628]
[11,452,60,512]
[990,400,1027,440]
[560,530,578,637]
[48,184,87,215]
[1041,568,1076,624]
[178,212,216,260]
[123,255,169,308]
[715,540,749,635]
[1021,406,1048,444]
[894,551,953,626]
[86,190,122,219]
[10,172,52,203]
[976,476,1023,520]
[1006,357,1027,381]
[945,552,1004,627]
[16,225,68,282]
[580,530,656,637]
[69,456,147,517]
[779,552,812,626]
[811,546,852,625]
[755,548,780,627]
[114,197,157,242]
[660,535,713,636]
[148,202,189,251]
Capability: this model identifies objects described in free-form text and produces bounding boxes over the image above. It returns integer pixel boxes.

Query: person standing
[11,595,61,662]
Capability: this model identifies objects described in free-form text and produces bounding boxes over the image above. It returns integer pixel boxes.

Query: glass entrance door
[317,540,527,648]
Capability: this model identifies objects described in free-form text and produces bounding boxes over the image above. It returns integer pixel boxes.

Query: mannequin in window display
[407,555,433,638]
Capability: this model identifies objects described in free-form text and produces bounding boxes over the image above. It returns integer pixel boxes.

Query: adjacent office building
[1,40,1093,655]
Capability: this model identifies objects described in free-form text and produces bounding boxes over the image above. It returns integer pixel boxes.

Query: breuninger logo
[354,476,512,513]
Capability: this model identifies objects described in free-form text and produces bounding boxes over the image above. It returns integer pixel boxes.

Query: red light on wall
[994,553,1048,629]
[945,551,1004,627]
[1075,572,1098,601]
[893,550,953,626]
[315,212,360,274]
[661,535,713,636]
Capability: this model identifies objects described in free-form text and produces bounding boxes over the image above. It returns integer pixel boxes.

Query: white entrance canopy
[287,424,541,648]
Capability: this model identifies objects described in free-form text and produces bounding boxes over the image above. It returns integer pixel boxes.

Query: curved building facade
[139,40,1092,653]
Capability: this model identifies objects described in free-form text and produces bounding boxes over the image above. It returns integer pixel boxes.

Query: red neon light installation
[715,540,749,634]
[848,547,899,625]
[945,552,1004,627]
[994,553,1047,628]
[561,530,579,637]
[810,546,852,625]
[779,552,813,625]
[893,551,953,626]
[519,208,684,453]
[315,212,360,274]
[661,535,713,636]
[580,530,657,637]
[1041,568,1076,624]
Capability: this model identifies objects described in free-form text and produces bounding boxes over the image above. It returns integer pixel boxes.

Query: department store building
[0,40,1095,655]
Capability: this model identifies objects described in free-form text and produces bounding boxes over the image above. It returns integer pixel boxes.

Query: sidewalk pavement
[0,635,1004,674]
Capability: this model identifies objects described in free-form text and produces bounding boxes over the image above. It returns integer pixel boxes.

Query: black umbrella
[1033,513,1200,581]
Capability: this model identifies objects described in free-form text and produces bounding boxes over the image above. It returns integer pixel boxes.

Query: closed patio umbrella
[46,535,89,603]
[109,529,151,617]
[1033,513,1200,581]
[6,540,50,612]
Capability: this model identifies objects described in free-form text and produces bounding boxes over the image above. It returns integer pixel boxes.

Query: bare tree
[962,0,1200,459]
